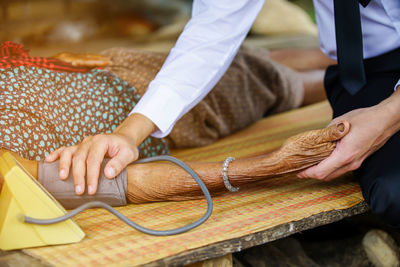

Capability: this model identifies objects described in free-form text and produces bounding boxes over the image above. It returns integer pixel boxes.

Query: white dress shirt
[132,0,400,138]
[313,0,400,59]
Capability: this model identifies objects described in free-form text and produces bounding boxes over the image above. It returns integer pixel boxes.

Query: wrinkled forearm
[126,123,348,202]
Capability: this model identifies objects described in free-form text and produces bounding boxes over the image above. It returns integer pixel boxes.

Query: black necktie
[359,0,371,7]
[334,0,370,95]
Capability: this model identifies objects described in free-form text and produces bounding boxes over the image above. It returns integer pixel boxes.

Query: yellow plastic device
[0,152,84,250]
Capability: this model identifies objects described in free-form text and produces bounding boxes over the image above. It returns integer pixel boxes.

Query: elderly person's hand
[298,89,400,181]
[45,114,156,195]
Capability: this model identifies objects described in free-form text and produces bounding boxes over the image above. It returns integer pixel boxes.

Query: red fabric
[0,41,89,72]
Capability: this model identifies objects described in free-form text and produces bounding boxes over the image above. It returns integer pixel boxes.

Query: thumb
[104,147,138,179]
[320,120,351,142]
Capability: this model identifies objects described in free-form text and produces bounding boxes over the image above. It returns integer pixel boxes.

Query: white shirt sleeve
[130,0,265,138]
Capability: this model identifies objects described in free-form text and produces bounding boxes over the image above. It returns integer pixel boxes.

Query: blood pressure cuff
[38,159,127,209]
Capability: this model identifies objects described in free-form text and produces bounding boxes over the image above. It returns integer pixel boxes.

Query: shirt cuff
[129,83,187,138]
[394,79,400,91]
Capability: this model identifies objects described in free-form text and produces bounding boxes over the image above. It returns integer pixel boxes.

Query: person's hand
[51,53,112,68]
[297,100,400,181]
[271,121,350,174]
[45,114,156,195]
[45,133,138,195]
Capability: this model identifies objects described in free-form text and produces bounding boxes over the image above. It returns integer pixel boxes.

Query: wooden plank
[143,202,368,267]
[185,254,232,267]
[0,202,368,267]
[0,250,49,267]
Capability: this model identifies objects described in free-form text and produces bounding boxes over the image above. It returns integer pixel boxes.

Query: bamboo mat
[24,101,365,266]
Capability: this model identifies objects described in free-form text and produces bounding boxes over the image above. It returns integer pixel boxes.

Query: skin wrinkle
[125,122,349,203]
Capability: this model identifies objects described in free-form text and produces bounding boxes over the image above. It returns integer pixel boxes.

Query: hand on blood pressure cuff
[38,159,127,209]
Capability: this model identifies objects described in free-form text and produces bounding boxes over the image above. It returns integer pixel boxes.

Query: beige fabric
[103,46,303,148]
[38,159,127,209]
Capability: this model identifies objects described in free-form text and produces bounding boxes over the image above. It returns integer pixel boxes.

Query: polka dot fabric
[0,65,169,160]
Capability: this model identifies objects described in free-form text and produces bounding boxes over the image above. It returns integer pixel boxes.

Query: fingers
[45,146,77,180]
[298,161,351,181]
[104,147,137,179]
[333,120,351,139]
[297,144,365,181]
[297,148,345,180]
[45,146,65,162]
[72,141,92,195]
[45,133,138,196]
[86,142,108,195]
[322,165,352,181]
[319,120,351,142]
[46,144,86,195]
[58,146,77,180]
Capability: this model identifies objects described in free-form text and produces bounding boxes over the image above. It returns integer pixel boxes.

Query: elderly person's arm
[2,122,349,203]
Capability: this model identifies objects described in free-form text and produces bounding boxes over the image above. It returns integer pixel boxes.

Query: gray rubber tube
[23,155,213,236]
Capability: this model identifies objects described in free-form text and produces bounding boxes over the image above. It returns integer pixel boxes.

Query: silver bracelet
[222,156,239,192]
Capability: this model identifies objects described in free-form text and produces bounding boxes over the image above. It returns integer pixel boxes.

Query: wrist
[377,90,400,136]
[114,113,157,147]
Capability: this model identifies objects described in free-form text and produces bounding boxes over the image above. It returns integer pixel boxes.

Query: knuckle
[59,156,71,165]
[59,154,72,164]
[92,134,107,142]
[72,152,86,163]
[86,157,94,166]
[91,134,104,142]
[86,156,100,166]
[62,146,76,156]
[83,136,93,143]
[59,153,71,162]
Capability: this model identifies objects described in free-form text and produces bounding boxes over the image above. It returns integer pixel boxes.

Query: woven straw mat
[24,101,364,266]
